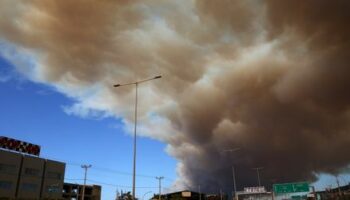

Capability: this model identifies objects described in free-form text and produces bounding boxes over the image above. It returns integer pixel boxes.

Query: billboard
[0,136,40,156]
[244,187,266,193]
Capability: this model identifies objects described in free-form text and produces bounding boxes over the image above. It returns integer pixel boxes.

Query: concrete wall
[0,150,22,198]
[91,185,102,199]
[41,159,66,199]
[17,155,45,199]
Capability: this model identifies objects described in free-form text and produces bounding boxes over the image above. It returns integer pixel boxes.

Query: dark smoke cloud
[1,0,350,193]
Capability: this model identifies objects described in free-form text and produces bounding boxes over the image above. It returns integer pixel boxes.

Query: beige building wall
[41,159,65,199]
[17,155,45,199]
[0,150,22,198]
[0,149,66,199]
[91,185,102,199]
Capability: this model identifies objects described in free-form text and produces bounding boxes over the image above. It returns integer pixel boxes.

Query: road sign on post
[273,182,309,194]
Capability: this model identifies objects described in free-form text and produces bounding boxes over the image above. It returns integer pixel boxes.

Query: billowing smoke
[1,0,350,193]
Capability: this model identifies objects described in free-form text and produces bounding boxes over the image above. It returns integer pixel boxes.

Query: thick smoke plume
[1,0,350,192]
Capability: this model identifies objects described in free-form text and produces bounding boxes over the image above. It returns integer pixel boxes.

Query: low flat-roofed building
[152,190,207,200]
[62,182,101,200]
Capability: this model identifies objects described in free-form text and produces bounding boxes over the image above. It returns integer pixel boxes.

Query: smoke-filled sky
[1,0,350,194]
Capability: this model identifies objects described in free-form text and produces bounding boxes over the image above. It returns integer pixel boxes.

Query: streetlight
[142,191,153,200]
[113,75,162,200]
[251,167,264,187]
[222,148,240,200]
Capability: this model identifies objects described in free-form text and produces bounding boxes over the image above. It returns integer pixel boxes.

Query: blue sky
[0,55,177,199]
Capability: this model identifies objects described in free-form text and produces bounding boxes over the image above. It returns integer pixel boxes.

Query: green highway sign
[273,182,309,194]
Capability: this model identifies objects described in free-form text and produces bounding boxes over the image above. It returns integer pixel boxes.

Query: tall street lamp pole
[252,167,264,187]
[222,148,240,200]
[232,165,237,199]
[114,75,162,200]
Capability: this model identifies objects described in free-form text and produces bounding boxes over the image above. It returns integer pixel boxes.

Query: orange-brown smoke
[1,0,350,192]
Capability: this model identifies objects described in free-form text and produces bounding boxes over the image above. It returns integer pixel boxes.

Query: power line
[42,155,174,180]
[64,178,159,189]
[89,166,156,179]
[62,161,173,180]
[4,154,176,188]
[87,179,158,189]
[65,178,84,181]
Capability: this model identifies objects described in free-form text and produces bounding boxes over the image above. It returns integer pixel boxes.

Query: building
[0,136,65,199]
[62,182,101,200]
[152,190,208,200]
[0,136,102,200]
[236,191,272,200]
[206,193,228,200]
[0,149,66,199]
[236,187,272,200]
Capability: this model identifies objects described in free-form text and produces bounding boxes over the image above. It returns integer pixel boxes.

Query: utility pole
[156,176,164,200]
[252,167,264,187]
[222,148,240,200]
[81,164,92,200]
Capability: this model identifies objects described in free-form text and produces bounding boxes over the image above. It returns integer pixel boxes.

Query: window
[24,168,40,176]
[85,187,93,195]
[0,163,16,174]
[47,171,61,179]
[21,183,38,192]
[0,181,12,190]
[72,188,79,194]
[47,185,60,193]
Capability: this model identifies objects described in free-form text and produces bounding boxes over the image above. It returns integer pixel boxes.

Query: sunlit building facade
[0,149,65,199]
